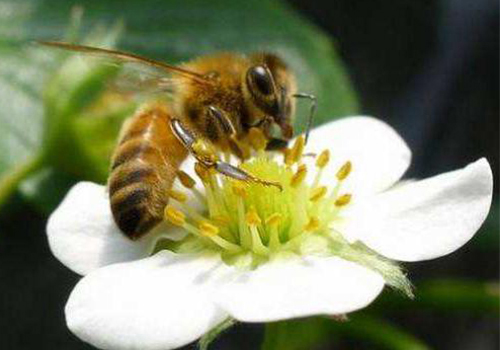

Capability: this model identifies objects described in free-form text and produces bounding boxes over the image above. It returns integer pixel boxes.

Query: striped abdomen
[108,104,188,240]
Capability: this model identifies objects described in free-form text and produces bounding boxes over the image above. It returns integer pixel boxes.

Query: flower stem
[198,317,236,350]
[0,153,44,210]
[332,314,430,350]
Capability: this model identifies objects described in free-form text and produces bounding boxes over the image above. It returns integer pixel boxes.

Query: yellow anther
[316,150,330,168]
[265,213,283,227]
[194,162,211,183]
[199,221,220,237]
[309,186,328,202]
[232,182,248,198]
[177,170,196,189]
[167,189,187,202]
[290,164,308,187]
[336,161,352,181]
[248,127,268,151]
[283,148,293,166]
[246,207,262,226]
[304,216,320,232]
[212,214,231,226]
[290,135,305,164]
[335,193,352,207]
[164,205,186,226]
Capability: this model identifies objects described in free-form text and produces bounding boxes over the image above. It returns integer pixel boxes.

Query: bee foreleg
[170,118,281,190]
[207,106,237,136]
[214,161,282,190]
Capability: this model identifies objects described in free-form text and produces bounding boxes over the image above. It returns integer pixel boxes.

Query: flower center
[163,135,353,260]
[159,131,412,296]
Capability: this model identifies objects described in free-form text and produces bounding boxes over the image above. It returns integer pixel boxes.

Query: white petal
[344,158,493,261]
[305,117,411,195]
[66,251,230,350]
[47,182,157,275]
[214,256,384,322]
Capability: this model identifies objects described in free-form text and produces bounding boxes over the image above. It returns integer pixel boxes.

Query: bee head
[244,53,297,139]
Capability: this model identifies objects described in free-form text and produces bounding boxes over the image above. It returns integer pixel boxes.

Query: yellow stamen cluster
[162,138,354,259]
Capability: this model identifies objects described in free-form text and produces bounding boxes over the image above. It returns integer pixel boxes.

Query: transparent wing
[37,41,211,96]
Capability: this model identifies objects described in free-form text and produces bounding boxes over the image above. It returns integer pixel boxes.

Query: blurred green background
[0,0,498,349]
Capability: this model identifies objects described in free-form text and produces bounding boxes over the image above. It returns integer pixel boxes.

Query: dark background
[0,0,498,349]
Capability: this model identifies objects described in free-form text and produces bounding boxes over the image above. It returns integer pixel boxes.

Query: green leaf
[332,315,431,350]
[0,0,359,213]
[18,166,78,215]
[372,279,500,315]
[262,319,334,350]
[262,316,431,350]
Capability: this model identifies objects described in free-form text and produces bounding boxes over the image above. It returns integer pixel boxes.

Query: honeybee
[39,41,316,240]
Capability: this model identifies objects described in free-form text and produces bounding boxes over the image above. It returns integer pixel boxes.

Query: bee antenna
[293,93,317,144]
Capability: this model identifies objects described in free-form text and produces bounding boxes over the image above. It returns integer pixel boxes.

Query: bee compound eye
[249,65,273,96]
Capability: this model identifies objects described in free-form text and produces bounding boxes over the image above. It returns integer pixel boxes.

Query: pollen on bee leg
[334,193,352,207]
[192,139,217,161]
[194,162,212,183]
[290,164,308,187]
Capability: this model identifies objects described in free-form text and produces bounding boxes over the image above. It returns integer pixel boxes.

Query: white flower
[47,117,493,350]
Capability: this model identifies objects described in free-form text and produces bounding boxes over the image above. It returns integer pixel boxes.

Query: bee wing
[37,41,211,96]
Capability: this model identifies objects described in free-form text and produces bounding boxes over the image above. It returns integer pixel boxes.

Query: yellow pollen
[265,213,282,227]
[177,170,196,189]
[246,207,262,226]
[232,182,248,198]
[248,127,268,151]
[164,205,186,226]
[309,186,327,202]
[167,189,187,202]
[290,135,305,164]
[335,193,352,207]
[304,216,320,232]
[192,140,216,161]
[316,150,330,168]
[290,164,307,187]
[194,162,211,183]
[199,221,220,237]
[336,161,352,181]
